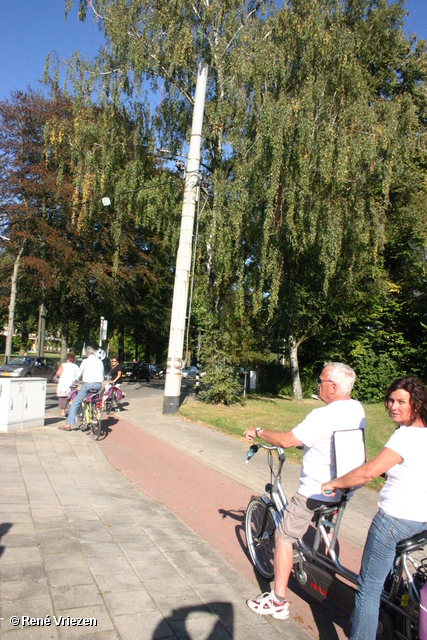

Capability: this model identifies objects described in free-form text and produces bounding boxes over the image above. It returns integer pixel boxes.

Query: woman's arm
[321,447,402,496]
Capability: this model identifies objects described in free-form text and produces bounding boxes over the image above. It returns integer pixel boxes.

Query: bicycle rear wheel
[90,407,102,440]
[245,497,276,580]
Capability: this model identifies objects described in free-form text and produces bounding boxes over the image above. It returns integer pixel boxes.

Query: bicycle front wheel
[245,497,276,580]
[90,407,102,440]
[77,404,86,430]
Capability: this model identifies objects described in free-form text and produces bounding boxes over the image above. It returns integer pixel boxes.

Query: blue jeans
[66,382,102,427]
[350,508,427,640]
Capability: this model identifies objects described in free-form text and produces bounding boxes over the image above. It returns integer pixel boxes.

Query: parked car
[0,356,58,382]
[123,362,140,382]
[138,363,151,381]
[181,365,199,379]
[122,361,152,382]
[156,364,166,378]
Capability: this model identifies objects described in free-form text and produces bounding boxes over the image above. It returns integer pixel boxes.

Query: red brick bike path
[99,416,361,639]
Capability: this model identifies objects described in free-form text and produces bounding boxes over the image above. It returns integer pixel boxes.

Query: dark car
[0,356,58,382]
[123,362,140,382]
[137,363,151,381]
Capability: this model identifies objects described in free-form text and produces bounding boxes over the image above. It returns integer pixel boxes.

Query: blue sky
[0,0,426,102]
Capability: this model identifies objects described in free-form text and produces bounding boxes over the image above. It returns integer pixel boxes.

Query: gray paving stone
[47,568,95,589]
[161,550,211,569]
[0,561,46,583]
[0,534,38,548]
[1,578,50,602]
[94,571,143,594]
[102,589,158,616]
[113,611,175,640]
[132,561,182,581]
[0,594,55,624]
[50,584,104,610]
[168,615,231,640]
[51,605,114,637]
[1,546,42,565]
[86,554,133,576]
[0,625,59,639]
[79,541,127,559]
[43,554,89,573]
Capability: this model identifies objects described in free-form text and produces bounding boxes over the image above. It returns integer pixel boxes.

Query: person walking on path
[59,345,104,431]
[55,353,79,416]
[244,362,365,621]
[321,376,427,640]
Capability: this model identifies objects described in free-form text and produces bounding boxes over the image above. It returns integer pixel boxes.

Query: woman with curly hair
[321,376,427,640]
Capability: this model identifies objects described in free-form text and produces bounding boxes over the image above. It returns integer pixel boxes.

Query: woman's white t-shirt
[379,425,427,522]
[56,362,79,397]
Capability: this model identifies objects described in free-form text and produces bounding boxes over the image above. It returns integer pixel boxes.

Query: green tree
[231,0,427,398]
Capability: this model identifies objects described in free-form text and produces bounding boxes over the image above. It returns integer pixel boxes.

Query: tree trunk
[5,245,25,363]
[37,303,47,357]
[145,340,151,364]
[118,325,125,361]
[60,325,68,363]
[288,334,303,400]
[83,316,90,348]
[133,327,139,361]
[20,329,29,355]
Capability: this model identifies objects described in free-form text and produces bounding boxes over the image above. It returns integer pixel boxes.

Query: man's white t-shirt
[379,426,427,522]
[77,354,104,384]
[292,399,366,502]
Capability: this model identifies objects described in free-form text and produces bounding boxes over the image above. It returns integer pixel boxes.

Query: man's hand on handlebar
[321,481,336,497]
[244,427,263,441]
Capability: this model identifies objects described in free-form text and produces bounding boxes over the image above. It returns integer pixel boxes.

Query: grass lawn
[178,394,396,491]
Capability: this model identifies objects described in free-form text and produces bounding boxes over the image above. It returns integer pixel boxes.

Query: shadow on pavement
[218,507,275,595]
[152,602,233,639]
[44,416,65,426]
[0,522,13,558]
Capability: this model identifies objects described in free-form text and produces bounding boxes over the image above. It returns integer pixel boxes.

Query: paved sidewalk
[0,403,311,640]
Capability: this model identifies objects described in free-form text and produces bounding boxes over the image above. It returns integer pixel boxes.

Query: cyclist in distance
[59,345,104,431]
[244,362,365,621]
[109,355,122,388]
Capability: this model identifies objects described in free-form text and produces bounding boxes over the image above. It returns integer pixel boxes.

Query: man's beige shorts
[276,492,331,544]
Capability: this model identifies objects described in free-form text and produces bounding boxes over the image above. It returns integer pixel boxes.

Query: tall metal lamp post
[163,63,208,414]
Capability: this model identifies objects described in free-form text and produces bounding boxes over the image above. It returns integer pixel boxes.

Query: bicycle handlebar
[246,443,285,464]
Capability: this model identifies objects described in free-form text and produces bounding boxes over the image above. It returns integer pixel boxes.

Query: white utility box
[0,378,46,432]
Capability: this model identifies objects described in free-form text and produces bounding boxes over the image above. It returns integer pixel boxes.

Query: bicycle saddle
[85,392,101,403]
[396,530,427,554]
[312,503,341,519]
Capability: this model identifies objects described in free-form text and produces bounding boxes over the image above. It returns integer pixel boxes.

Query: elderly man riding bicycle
[59,345,104,432]
[244,362,365,620]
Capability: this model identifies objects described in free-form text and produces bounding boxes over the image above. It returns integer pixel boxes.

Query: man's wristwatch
[255,427,264,437]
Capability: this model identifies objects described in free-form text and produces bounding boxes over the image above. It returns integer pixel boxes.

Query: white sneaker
[246,591,289,619]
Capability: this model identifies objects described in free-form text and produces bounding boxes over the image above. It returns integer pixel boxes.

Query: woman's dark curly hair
[384,377,427,426]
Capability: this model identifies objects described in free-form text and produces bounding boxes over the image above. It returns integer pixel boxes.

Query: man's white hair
[324,362,356,396]
[85,346,96,357]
